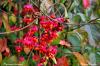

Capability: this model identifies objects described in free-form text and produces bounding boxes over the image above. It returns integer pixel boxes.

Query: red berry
[47,46,57,58]
[15,46,22,53]
[32,55,40,62]
[19,56,25,62]
[22,4,34,14]
[23,17,33,24]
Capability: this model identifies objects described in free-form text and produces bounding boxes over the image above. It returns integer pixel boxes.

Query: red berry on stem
[15,46,22,53]
[23,17,33,24]
[32,54,40,62]
[19,56,25,62]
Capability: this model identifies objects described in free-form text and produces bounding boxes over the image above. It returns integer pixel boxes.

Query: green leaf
[89,24,100,44]
[21,60,28,66]
[69,0,79,11]
[1,56,17,66]
[72,15,81,23]
[85,8,92,18]
[77,13,87,22]
[2,1,8,7]
[31,60,36,66]
[89,52,96,66]
[96,51,100,66]
[56,52,63,58]
[8,34,17,41]
[85,25,97,47]
[61,0,66,3]
[69,55,79,66]
[63,48,71,54]
[9,14,17,24]
[2,12,11,32]
[67,32,81,51]
[74,0,79,6]
[65,6,68,18]
[52,37,60,45]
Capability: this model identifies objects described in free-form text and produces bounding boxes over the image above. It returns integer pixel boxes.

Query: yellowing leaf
[0,53,2,64]
[52,57,57,64]
[40,0,53,13]
[73,52,88,66]
[9,14,16,23]
[1,55,17,66]
[9,55,17,63]
[2,12,11,32]
[24,47,30,55]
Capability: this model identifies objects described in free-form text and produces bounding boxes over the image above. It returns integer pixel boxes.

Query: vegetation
[0,0,100,66]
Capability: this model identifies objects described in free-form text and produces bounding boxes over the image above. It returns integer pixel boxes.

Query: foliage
[0,0,100,66]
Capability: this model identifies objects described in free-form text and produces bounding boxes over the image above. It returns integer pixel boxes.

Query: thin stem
[0,19,37,35]
[27,49,33,62]
[38,0,41,43]
[69,18,100,32]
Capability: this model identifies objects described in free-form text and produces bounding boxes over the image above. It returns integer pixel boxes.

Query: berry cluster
[15,4,66,65]
[22,4,39,24]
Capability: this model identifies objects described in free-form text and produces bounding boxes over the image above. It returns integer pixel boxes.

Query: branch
[69,18,100,32]
[0,19,37,35]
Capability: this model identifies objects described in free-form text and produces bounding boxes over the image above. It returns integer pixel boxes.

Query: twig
[0,19,37,35]
[69,18,100,32]
[37,0,41,58]
[27,49,33,62]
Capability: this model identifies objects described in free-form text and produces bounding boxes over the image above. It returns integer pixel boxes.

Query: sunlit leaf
[9,14,16,23]
[24,47,30,55]
[2,12,11,32]
[20,60,28,66]
[0,53,2,64]
[1,55,17,66]
[52,57,57,64]
[73,52,88,66]
[52,37,60,45]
